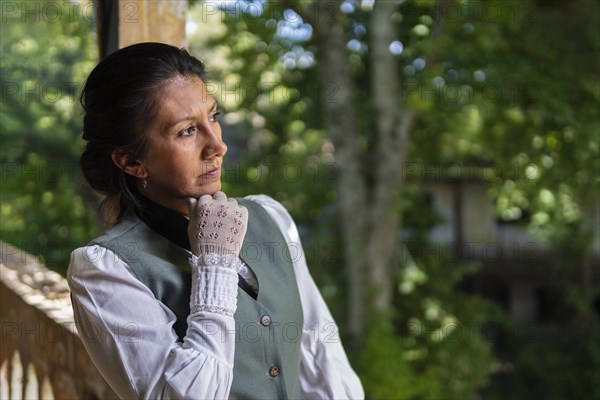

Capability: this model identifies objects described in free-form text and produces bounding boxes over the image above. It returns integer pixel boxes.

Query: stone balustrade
[0,241,117,399]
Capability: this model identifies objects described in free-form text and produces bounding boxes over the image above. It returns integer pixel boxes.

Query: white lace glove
[187,192,248,316]
[187,191,248,258]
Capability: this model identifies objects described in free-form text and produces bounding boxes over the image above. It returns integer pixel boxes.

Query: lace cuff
[190,253,244,272]
[190,264,238,316]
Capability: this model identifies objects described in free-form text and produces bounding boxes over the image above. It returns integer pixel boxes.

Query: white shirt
[67,194,364,399]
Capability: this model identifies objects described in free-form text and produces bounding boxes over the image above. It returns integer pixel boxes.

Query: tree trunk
[311,3,369,344]
[292,0,419,341]
[368,0,416,311]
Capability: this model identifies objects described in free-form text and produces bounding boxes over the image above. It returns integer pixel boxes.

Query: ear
[111,150,147,179]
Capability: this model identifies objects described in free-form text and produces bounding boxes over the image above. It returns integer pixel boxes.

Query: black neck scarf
[133,193,257,300]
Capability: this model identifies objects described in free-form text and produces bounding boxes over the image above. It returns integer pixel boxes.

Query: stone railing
[0,241,117,399]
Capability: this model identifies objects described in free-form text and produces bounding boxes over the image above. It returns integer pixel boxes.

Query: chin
[195,182,222,197]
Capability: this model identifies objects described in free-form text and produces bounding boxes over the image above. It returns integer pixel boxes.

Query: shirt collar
[133,192,191,251]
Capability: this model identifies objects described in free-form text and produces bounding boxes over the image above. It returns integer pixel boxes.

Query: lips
[203,169,220,177]
[200,164,221,177]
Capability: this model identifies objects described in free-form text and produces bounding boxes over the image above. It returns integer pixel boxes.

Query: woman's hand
[187,191,248,257]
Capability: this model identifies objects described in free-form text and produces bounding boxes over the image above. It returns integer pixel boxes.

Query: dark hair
[80,42,207,226]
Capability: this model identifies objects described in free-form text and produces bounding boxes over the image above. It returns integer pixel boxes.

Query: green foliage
[361,321,425,398]
[362,253,495,399]
[481,308,600,400]
[1,5,100,274]
[371,242,493,398]
[185,0,598,397]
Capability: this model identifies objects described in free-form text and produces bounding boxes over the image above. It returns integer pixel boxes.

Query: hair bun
[80,144,119,194]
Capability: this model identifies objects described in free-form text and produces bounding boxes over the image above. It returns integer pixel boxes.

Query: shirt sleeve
[245,194,365,399]
[67,245,239,399]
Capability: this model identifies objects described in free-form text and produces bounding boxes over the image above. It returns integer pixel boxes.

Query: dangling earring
[142,179,148,189]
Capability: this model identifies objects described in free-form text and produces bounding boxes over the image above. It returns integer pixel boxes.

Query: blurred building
[418,169,600,324]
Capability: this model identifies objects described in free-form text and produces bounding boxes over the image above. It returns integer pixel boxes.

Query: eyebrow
[169,101,218,128]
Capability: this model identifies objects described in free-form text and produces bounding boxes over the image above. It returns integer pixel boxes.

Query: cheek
[170,146,202,173]
[144,142,195,175]
[143,138,168,161]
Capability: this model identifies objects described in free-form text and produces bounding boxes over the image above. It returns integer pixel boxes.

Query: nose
[202,127,227,160]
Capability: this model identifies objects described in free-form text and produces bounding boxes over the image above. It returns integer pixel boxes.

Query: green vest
[91,199,303,399]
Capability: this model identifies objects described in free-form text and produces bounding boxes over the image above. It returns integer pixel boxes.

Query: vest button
[260,315,271,326]
[268,365,280,377]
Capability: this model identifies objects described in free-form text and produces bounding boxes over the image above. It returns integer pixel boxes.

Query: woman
[68,42,364,399]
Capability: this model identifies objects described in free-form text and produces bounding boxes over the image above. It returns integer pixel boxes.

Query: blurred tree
[187,0,598,396]
[1,4,99,274]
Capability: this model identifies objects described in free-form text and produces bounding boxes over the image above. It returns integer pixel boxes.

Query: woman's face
[136,76,227,215]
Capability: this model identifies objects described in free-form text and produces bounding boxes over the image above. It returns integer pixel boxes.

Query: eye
[209,111,221,123]
[179,125,198,137]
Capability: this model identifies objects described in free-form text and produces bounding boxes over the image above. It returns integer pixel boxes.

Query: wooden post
[96,0,187,59]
